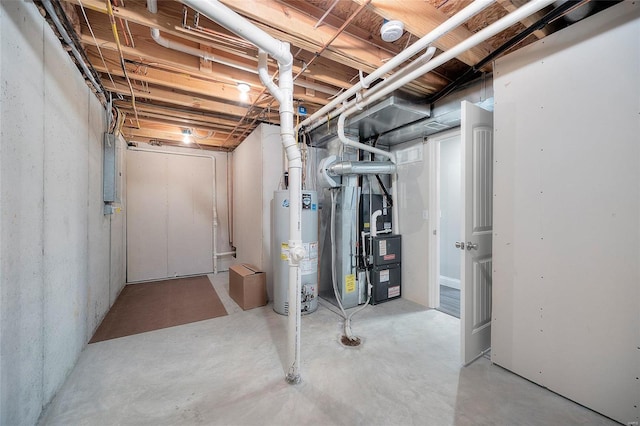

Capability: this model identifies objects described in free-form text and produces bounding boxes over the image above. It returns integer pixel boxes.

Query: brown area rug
[90,275,227,343]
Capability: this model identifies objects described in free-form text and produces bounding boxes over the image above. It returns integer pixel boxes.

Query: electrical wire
[105,0,140,128]
[77,0,122,100]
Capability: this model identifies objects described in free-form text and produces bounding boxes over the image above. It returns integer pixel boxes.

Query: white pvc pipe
[297,0,495,132]
[381,46,436,89]
[180,0,303,385]
[151,28,259,74]
[351,0,557,115]
[333,0,555,234]
[147,10,337,95]
[370,210,383,237]
[181,0,290,65]
[336,113,400,233]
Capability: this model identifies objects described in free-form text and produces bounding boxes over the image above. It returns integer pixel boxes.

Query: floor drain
[340,335,361,347]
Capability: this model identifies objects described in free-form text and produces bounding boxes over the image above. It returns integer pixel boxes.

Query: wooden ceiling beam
[114,101,254,130]
[88,48,331,108]
[353,0,493,67]
[496,0,550,39]
[104,78,250,118]
[122,125,229,148]
[218,1,391,71]
[73,3,361,91]
[213,1,445,93]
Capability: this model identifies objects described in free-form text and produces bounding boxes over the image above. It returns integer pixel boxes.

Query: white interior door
[460,101,493,366]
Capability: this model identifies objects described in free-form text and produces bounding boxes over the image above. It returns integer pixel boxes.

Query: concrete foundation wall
[0,2,125,425]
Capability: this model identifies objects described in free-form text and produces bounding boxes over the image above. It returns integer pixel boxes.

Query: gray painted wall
[438,137,461,283]
[0,2,126,424]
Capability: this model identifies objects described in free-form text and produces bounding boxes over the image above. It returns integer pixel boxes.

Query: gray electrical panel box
[103,132,119,204]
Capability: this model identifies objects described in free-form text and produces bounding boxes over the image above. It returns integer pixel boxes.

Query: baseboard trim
[440,275,460,290]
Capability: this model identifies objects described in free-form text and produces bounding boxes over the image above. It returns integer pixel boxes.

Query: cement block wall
[0,2,126,425]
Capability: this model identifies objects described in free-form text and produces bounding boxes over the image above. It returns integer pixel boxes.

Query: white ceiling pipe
[150,28,258,74]
[147,0,337,96]
[180,0,304,386]
[349,0,558,121]
[296,0,495,132]
[335,0,556,234]
[181,0,290,65]
[380,46,436,89]
[152,28,338,94]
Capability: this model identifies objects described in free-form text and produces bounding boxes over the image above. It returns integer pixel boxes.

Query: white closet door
[127,150,213,282]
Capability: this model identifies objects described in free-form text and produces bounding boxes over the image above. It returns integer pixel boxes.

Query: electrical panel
[102,133,122,208]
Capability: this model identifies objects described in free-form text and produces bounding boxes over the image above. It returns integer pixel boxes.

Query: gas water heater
[273,190,319,315]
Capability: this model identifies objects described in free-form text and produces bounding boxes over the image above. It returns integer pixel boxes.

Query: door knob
[466,242,478,250]
[455,241,465,250]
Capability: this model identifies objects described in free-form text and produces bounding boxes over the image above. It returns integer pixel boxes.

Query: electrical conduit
[180,0,303,385]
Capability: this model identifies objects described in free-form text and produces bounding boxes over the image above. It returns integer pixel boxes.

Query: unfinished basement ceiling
[41,0,610,151]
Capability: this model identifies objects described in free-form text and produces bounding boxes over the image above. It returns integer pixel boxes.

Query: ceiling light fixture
[182,128,192,144]
[237,82,250,102]
[380,19,404,43]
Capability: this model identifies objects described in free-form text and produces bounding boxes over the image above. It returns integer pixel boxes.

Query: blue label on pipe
[312,204,317,211]
[298,106,307,116]
[282,199,289,208]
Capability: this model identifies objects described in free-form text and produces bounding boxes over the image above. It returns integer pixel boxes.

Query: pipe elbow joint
[288,240,306,263]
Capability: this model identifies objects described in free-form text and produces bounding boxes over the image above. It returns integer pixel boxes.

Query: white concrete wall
[492,3,640,424]
[0,2,125,425]
[232,124,284,300]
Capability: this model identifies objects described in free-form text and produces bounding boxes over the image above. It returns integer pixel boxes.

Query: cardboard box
[229,264,267,310]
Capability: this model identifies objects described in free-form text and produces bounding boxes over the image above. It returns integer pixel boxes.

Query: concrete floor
[39,273,616,426]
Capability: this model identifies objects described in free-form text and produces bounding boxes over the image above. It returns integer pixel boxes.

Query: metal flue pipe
[180,0,304,385]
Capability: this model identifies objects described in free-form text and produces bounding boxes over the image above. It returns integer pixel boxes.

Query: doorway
[435,133,462,318]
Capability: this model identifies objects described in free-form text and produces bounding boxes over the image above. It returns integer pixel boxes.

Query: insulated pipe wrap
[328,161,397,175]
